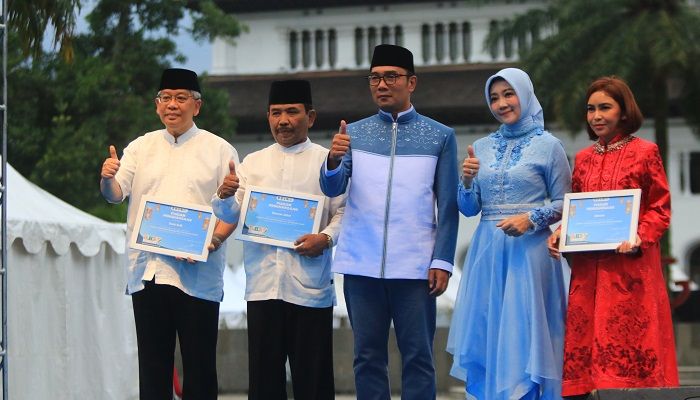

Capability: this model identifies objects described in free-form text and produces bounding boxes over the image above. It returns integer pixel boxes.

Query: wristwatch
[211,235,223,250]
[321,233,333,249]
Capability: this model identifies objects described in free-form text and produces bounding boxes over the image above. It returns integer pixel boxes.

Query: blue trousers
[343,274,437,400]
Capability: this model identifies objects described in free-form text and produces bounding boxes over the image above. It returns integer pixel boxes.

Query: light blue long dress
[447,68,571,400]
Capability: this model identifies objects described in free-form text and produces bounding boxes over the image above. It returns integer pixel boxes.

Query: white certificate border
[129,195,217,262]
[559,188,642,253]
[236,186,326,249]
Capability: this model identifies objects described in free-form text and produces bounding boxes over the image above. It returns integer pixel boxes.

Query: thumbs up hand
[101,145,121,179]
[327,120,351,170]
[217,160,239,199]
[462,145,480,187]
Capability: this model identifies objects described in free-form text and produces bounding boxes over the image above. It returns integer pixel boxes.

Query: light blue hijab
[484,68,544,136]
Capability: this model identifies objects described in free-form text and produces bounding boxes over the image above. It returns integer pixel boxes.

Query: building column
[335,27,355,70]
[455,22,465,64]
[402,22,422,67]
[469,19,491,63]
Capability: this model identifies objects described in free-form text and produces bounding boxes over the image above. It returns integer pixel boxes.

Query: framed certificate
[129,196,217,262]
[559,189,641,252]
[236,186,325,249]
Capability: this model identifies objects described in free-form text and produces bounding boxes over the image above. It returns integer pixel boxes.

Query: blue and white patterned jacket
[321,106,459,279]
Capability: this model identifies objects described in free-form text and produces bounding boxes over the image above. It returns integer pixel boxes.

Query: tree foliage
[7,0,242,220]
[8,0,81,60]
[485,0,700,162]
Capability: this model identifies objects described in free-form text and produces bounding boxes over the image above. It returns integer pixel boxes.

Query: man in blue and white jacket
[320,44,459,400]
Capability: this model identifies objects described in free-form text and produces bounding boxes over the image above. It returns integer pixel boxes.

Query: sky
[166,15,213,75]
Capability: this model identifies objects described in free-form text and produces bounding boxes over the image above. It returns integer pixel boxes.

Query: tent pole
[1,0,8,397]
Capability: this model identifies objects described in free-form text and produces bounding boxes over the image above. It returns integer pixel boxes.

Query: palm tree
[485,0,700,169]
[484,0,700,258]
[8,0,82,60]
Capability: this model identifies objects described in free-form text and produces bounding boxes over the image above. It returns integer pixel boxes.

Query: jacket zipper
[380,121,398,278]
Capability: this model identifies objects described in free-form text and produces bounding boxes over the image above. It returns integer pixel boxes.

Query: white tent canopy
[4,164,138,399]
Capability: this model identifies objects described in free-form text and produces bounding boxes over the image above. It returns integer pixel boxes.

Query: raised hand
[217,160,239,199]
[462,145,479,187]
[327,120,350,170]
[101,145,120,179]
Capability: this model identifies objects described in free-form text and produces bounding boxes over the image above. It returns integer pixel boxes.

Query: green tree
[7,0,243,221]
[484,0,700,258]
[485,0,700,168]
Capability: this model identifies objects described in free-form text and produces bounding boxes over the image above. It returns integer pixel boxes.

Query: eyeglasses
[156,94,195,104]
[366,74,410,86]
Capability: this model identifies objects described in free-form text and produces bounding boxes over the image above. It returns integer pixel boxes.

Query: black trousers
[247,300,334,400]
[132,280,220,400]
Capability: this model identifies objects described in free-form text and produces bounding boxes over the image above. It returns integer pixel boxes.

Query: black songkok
[159,68,201,93]
[370,44,415,74]
[268,80,313,106]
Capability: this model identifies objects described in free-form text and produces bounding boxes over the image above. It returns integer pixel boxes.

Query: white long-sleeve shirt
[114,124,239,301]
[212,139,345,308]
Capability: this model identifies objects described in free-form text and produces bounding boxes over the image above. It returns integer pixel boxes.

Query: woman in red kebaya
[548,76,679,399]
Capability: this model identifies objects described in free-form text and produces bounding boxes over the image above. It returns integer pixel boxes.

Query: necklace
[593,135,635,154]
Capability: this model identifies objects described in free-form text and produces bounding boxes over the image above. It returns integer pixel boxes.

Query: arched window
[355,27,364,66]
[680,152,686,193]
[691,152,700,193]
[367,27,377,60]
[421,24,431,63]
[328,29,337,68]
[381,26,391,44]
[302,30,311,68]
[435,23,445,62]
[517,31,528,55]
[394,25,404,46]
[289,31,298,69]
[448,22,458,62]
[488,20,499,60]
[462,22,471,61]
[503,26,513,59]
[315,29,325,68]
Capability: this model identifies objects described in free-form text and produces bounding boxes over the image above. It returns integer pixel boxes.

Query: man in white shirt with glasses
[100,68,238,400]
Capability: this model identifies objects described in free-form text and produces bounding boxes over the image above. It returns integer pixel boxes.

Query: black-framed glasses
[366,74,410,86]
[156,94,195,104]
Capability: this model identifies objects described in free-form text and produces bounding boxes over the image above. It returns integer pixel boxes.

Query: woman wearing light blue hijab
[447,68,571,400]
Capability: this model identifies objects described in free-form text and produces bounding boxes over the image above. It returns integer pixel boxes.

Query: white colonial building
[210,0,700,322]
[211,1,541,75]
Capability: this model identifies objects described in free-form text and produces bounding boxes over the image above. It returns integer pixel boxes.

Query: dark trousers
[247,300,335,400]
[132,280,220,400]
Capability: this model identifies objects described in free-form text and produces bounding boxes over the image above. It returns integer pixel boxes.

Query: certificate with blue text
[129,196,217,261]
[559,189,641,252]
[236,186,325,249]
